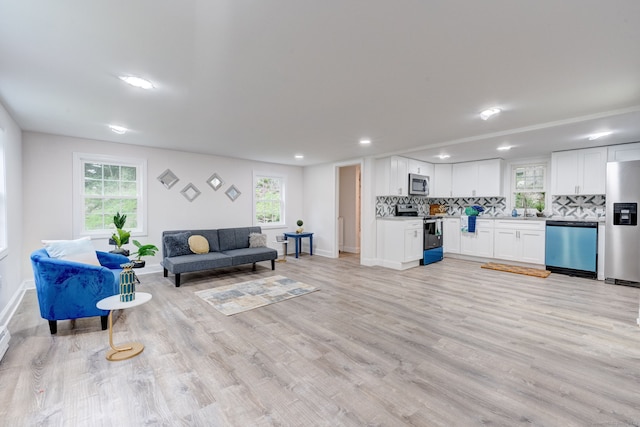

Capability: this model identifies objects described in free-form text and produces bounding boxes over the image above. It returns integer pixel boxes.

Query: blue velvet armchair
[30,248,130,334]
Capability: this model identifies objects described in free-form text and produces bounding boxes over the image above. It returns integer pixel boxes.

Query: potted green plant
[535,200,545,217]
[296,219,304,234]
[110,212,131,256]
[129,240,159,268]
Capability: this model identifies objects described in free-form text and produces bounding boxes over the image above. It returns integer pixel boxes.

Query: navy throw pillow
[164,232,192,257]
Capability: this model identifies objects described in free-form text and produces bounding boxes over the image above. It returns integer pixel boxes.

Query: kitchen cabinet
[443,217,460,254]
[376,156,409,196]
[493,220,545,265]
[376,218,423,270]
[460,219,494,258]
[551,147,607,195]
[451,159,504,197]
[608,142,640,162]
[432,164,453,197]
[408,158,434,179]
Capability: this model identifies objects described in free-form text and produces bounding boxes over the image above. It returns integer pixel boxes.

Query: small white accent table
[96,292,152,361]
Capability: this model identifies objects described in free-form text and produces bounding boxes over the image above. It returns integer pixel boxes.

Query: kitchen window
[253,174,285,227]
[73,153,147,238]
[512,163,546,211]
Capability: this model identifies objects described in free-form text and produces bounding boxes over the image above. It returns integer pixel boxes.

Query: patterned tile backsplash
[551,194,606,219]
[375,194,607,219]
[375,196,508,217]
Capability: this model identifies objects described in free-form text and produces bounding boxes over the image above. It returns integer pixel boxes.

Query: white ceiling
[1,1,639,166]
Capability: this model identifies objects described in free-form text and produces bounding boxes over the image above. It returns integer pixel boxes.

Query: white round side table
[96,292,152,361]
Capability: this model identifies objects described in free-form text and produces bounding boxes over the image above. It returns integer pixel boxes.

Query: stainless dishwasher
[545,220,598,279]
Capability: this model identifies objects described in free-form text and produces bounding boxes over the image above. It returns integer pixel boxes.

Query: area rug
[194,275,319,315]
[481,262,551,278]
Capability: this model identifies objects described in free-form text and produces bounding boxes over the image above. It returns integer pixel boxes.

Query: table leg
[105,310,145,362]
[309,235,313,256]
[295,238,300,258]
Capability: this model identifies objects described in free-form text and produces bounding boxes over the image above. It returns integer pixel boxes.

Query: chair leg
[271,259,275,270]
[100,315,108,330]
[252,262,256,271]
[175,274,181,287]
[163,268,168,277]
[48,320,57,334]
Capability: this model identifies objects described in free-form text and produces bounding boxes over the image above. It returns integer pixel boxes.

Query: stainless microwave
[408,173,429,196]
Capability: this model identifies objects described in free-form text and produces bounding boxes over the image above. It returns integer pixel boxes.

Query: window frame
[253,172,286,228]
[73,153,147,239]
[511,162,547,210]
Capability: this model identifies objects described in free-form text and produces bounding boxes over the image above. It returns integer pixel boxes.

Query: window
[512,163,546,211]
[73,153,146,237]
[253,174,285,226]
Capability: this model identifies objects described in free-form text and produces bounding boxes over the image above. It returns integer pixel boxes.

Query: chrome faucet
[522,193,528,217]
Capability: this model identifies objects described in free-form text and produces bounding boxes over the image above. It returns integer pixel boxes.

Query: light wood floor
[2,254,640,426]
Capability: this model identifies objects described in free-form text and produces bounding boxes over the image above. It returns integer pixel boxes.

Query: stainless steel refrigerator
[605,160,640,286]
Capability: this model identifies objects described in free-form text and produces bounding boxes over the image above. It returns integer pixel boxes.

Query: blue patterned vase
[119,263,136,302]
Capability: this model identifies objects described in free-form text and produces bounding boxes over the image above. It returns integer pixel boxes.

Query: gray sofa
[161,227,277,287]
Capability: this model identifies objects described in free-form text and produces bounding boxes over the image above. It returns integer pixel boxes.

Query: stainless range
[394,204,443,265]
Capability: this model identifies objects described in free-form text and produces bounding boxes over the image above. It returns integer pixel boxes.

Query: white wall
[22,132,304,279]
[0,102,24,327]
[302,163,337,258]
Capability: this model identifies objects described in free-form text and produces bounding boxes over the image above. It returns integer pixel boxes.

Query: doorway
[338,164,361,257]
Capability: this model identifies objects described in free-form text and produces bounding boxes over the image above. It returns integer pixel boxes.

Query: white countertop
[377,215,605,223]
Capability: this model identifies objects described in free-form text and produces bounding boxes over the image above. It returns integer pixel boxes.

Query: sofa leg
[100,315,108,330]
[48,320,57,334]
[175,274,181,287]
[163,268,168,277]
[252,263,256,271]
[271,259,275,270]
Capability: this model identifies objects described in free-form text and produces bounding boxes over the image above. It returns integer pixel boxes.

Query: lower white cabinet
[377,218,424,270]
[443,218,461,254]
[493,220,545,265]
[460,219,494,258]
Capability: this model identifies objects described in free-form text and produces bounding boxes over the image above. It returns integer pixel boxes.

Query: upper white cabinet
[452,159,504,197]
[432,164,452,198]
[608,142,640,162]
[551,147,607,195]
[408,158,434,178]
[376,156,409,196]
[376,156,434,196]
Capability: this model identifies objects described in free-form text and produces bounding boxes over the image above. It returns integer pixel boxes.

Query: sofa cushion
[188,235,210,254]
[164,232,192,257]
[218,227,262,251]
[221,247,277,266]
[249,233,267,248]
[162,252,233,274]
[43,237,101,266]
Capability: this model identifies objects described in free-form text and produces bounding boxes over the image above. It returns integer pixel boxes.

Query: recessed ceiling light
[294,154,304,160]
[108,125,127,134]
[359,139,371,145]
[588,131,612,141]
[437,154,450,159]
[480,107,501,120]
[497,145,512,151]
[118,75,154,89]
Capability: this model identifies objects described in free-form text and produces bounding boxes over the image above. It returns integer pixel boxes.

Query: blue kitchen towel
[468,215,477,233]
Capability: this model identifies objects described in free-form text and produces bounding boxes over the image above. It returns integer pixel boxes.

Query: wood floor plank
[2,254,640,426]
